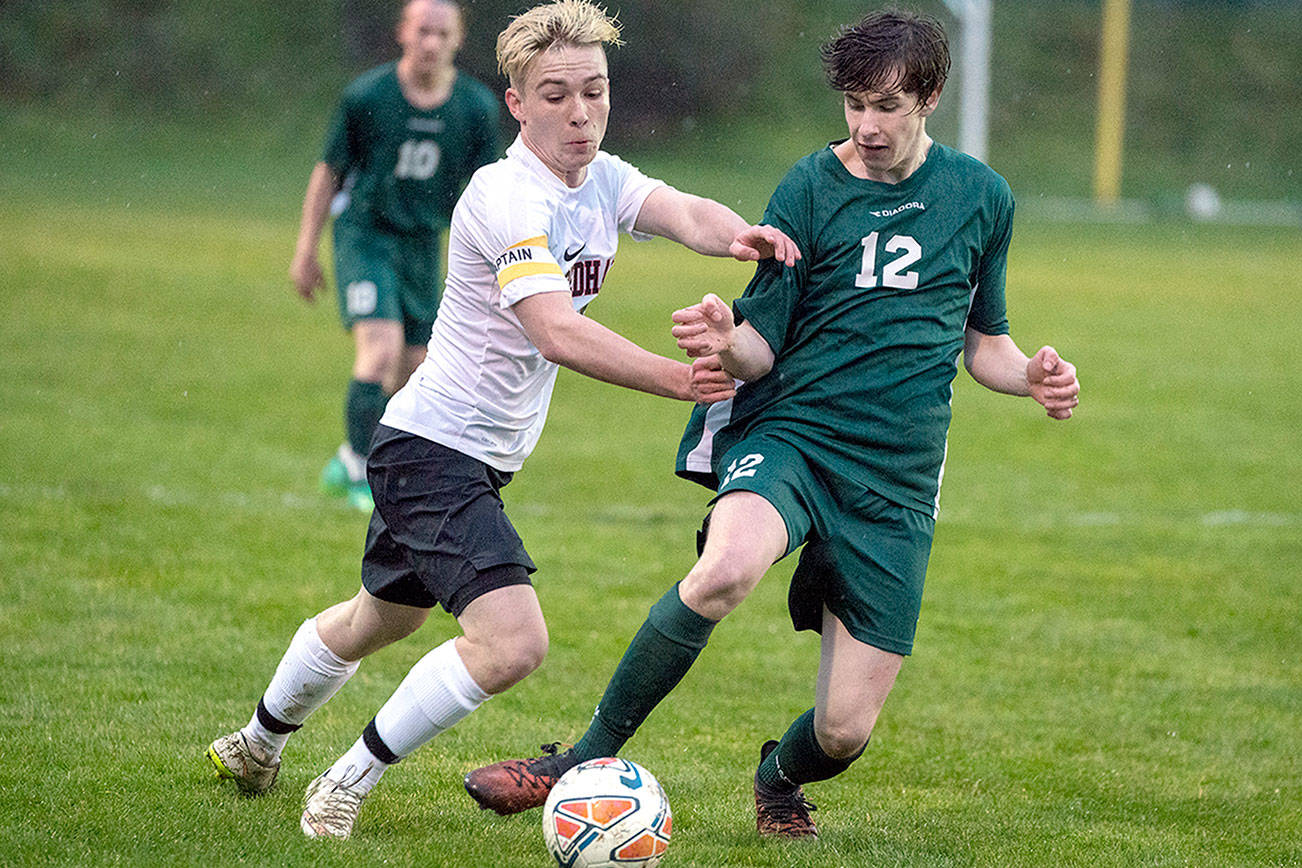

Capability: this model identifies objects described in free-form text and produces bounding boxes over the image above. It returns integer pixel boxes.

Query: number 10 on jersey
[394,139,441,180]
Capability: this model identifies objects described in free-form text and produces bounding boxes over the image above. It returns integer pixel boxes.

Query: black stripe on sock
[362,718,402,765]
[256,697,302,734]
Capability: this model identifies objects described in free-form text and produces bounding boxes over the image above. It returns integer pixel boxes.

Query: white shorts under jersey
[381,135,665,471]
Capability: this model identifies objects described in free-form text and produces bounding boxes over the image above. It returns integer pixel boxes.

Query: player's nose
[857,116,881,137]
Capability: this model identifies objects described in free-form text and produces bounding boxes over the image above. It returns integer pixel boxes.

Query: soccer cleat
[346,481,375,513]
[301,772,368,839]
[463,743,579,815]
[754,739,819,839]
[319,455,351,498]
[207,731,280,796]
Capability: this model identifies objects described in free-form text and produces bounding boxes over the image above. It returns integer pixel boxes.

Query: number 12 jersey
[677,142,1016,518]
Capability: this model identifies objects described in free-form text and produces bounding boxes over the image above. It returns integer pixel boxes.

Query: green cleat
[347,481,375,513]
[319,456,350,498]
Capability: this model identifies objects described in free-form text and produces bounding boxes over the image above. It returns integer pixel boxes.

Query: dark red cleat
[464,743,578,815]
[754,740,819,839]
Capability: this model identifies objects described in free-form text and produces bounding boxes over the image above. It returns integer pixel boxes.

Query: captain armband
[493,235,562,289]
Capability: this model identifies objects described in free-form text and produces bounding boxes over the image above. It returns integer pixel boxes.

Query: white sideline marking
[0,482,1297,529]
[142,483,323,511]
[1201,510,1294,527]
[0,481,324,512]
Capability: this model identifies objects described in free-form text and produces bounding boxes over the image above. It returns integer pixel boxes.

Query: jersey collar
[508,134,594,193]
[825,139,939,192]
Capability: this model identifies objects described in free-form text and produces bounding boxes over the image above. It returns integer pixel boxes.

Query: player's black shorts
[360,425,536,616]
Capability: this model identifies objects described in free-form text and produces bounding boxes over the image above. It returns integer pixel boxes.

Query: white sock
[327,736,389,796]
[242,617,360,761]
[337,443,367,483]
[372,639,491,758]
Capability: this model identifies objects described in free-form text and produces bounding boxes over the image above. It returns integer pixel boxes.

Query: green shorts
[714,433,935,656]
[333,217,443,346]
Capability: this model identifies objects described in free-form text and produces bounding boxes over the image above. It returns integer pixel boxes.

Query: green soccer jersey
[676,142,1014,517]
[322,62,501,235]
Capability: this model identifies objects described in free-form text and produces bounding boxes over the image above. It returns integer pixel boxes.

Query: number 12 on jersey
[720,453,764,488]
[855,231,921,290]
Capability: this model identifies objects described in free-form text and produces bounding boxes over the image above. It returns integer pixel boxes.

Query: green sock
[345,379,387,459]
[756,707,866,791]
[573,583,716,760]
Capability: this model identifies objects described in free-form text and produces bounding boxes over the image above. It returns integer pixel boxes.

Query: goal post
[941,0,993,164]
[1093,0,1132,205]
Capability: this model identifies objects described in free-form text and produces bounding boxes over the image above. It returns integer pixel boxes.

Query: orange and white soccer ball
[542,758,672,867]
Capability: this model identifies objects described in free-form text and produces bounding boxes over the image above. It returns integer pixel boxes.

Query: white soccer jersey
[381,135,665,470]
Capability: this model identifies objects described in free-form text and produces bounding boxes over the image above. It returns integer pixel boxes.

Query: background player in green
[290,0,501,511]
[465,8,1081,839]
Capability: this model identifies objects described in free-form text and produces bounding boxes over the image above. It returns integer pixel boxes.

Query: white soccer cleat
[207,731,280,796]
[301,772,368,839]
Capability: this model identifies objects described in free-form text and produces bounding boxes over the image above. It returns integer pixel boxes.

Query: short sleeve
[470,181,568,309]
[612,157,666,242]
[321,92,355,174]
[966,179,1014,336]
[731,168,811,354]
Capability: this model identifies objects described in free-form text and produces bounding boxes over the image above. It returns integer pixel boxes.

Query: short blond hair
[496,1,623,88]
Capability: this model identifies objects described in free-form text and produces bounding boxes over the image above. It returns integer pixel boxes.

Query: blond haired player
[206,0,798,840]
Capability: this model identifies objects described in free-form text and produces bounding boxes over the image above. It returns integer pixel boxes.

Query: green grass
[1,110,1300,866]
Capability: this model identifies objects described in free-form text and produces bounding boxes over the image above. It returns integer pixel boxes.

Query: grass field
[1,111,1300,866]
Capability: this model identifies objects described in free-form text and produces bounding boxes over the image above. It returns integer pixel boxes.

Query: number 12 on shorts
[721,453,764,488]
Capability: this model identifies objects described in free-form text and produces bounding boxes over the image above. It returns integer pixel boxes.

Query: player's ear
[918,84,943,117]
[505,88,526,122]
[450,7,466,51]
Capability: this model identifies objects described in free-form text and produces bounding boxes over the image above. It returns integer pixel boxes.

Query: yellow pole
[1093,0,1132,206]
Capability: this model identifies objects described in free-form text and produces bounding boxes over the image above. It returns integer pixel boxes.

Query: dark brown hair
[821,8,950,104]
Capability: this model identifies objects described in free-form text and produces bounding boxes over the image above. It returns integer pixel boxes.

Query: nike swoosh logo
[619,763,642,789]
[562,243,587,264]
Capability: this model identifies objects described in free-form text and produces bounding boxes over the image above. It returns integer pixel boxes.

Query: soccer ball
[542,757,672,867]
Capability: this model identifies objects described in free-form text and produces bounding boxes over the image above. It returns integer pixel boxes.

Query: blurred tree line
[0,0,836,138]
[2,0,1299,198]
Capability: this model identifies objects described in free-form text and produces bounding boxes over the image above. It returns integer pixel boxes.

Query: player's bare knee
[815,718,871,759]
[353,351,401,384]
[476,630,547,693]
[352,326,404,382]
[513,627,549,675]
[682,557,759,615]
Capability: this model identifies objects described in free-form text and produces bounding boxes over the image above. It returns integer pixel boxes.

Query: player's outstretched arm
[672,293,775,381]
[963,329,1080,420]
[514,291,735,404]
[633,187,800,266]
[289,162,342,302]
